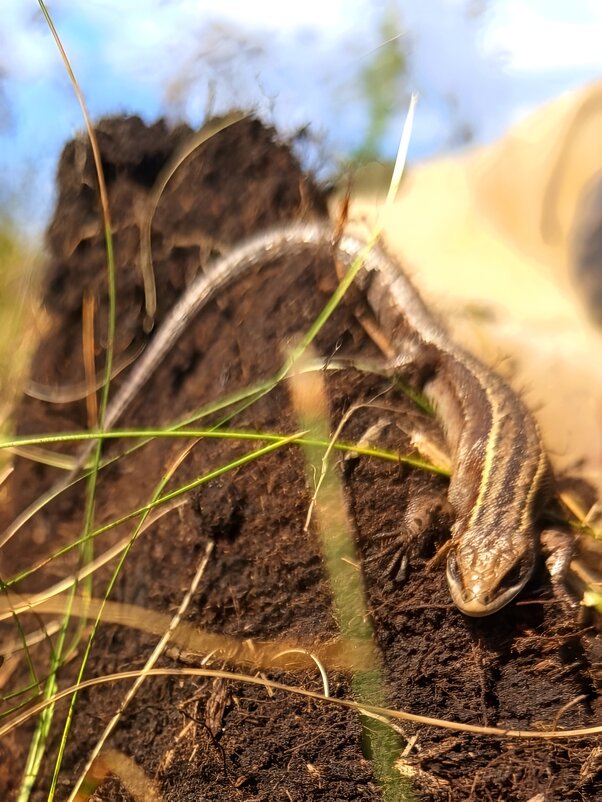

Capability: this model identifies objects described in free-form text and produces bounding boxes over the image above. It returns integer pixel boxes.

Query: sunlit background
[2,0,602,230]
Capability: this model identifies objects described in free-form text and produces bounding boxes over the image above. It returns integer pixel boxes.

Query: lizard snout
[446,546,534,617]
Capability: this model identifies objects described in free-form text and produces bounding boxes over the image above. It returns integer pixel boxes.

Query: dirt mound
[1,116,600,801]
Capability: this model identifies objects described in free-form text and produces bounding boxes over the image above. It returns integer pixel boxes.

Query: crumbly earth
[0,116,600,801]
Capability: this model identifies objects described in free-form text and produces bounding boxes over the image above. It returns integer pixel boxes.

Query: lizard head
[445,535,536,616]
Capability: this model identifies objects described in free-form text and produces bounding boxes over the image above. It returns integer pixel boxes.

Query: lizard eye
[497,561,527,595]
[446,551,460,585]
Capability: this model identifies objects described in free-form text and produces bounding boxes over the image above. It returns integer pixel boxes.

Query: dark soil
[1,116,600,801]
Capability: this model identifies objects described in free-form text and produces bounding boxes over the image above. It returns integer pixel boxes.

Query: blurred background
[2,0,601,228]
[1,0,602,494]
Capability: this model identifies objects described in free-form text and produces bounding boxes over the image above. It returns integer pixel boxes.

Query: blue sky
[2,1,602,231]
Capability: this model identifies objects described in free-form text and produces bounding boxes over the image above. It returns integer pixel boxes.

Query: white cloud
[483,0,602,73]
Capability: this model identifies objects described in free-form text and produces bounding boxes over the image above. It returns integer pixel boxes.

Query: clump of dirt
[1,115,600,801]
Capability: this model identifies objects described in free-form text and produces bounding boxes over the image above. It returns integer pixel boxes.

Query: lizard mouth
[446,552,531,617]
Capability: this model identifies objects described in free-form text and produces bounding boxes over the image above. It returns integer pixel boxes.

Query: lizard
[2,221,574,616]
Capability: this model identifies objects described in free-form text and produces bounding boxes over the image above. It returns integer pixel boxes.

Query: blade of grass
[140,111,248,325]
[0,593,376,676]
[1,428,445,474]
[282,97,419,801]
[4,666,601,743]
[19,5,118,798]
[289,360,413,801]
